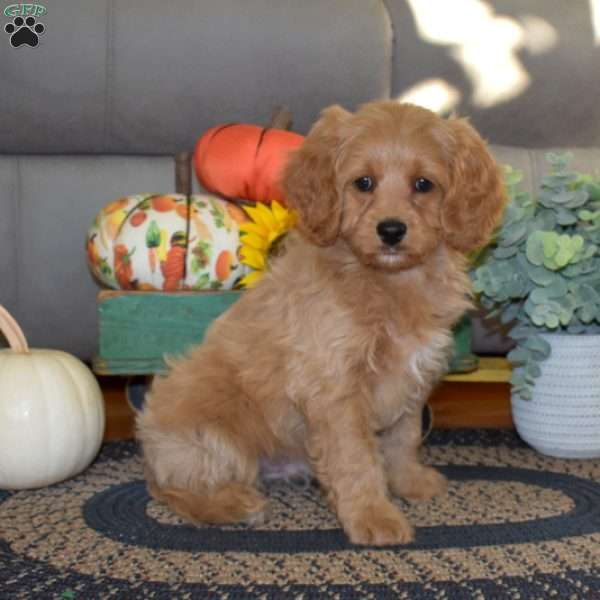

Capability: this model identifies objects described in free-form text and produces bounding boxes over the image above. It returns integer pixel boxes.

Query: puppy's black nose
[376,219,407,246]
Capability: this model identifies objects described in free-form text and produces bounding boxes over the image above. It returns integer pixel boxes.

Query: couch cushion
[0,156,175,358]
[0,0,392,154]
[0,160,18,313]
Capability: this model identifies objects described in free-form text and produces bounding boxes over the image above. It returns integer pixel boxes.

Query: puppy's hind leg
[139,423,268,526]
[148,478,269,526]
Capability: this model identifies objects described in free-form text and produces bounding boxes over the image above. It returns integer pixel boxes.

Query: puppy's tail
[147,476,268,526]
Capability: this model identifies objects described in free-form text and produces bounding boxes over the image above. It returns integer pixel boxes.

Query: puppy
[137,101,506,546]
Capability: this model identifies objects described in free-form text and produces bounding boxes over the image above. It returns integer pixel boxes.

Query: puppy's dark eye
[414,177,434,193]
[354,176,375,193]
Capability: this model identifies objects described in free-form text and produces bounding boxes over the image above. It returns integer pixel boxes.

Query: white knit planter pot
[511,333,600,459]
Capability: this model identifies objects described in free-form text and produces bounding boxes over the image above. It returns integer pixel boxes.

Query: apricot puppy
[137,101,506,545]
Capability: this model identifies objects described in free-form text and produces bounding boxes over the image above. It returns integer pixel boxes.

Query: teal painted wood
[94,291,477,376]
[95,291,241,375]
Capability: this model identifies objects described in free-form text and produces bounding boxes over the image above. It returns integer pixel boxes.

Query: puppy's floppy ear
[281,105,351,246]
[441,118,507,253]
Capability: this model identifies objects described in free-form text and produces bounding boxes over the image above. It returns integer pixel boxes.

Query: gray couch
[1,0,600,360]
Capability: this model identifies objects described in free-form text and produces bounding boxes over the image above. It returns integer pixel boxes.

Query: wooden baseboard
[430,357,513,429]
[100,376,136,441]
[429,381,513,429]
[100,371,513,442]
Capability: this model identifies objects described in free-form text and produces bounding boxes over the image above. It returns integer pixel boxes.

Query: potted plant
[472,152,600,458]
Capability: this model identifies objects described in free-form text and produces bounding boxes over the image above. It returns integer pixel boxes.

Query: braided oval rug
[2,430,600,599]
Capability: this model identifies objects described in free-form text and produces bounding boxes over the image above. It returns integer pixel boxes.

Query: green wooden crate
[93,291,241,375]
[93,291,477,376]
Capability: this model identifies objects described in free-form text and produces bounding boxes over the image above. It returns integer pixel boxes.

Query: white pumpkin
[0,306,105,489]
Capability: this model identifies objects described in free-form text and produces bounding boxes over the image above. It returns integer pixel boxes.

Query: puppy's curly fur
[137,101,506,546]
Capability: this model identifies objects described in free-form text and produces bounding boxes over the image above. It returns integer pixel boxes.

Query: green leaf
[192,272,210,290]
[524,297,563,329]
[523,335,551,359]
[578,283,600,304]
[552,190,576,205]
[544,277,568,298]
[507,347,530,364]
[145,220,161,248]
[571,235,584,252]
[555,208,577,225]
[543,233,558,258]
[546,314,560,328]
[529,210,557,232]
[545,151,574,171]
[525,362,542,379]
[493,246,518,259]
[587,182,600,202]
[526,231,546,266]
[509,323,533,340]
[503,165,524,187]
[553,248,571,268]
[499,222,527,246]
[499,302,521,324]
[565,189,589,208]
[522,261,557,286]
[558,304,574,326]
[579,305,596,323]
[579,209,595,221]
[530,287,549,304]
[510,371,527,387]
[520,388,533,401]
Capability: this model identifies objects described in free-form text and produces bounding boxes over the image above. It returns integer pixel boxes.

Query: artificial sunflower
[238,200,297,287]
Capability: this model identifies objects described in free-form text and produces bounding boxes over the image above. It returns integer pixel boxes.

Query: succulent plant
[472,153,600,399]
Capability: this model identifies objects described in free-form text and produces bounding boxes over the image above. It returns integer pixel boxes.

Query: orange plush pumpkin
[194,124,304,205]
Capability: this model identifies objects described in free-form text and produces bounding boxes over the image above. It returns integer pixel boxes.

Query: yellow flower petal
[243,205,271,231]
[242,232,269,251]
[273,202,298,232]
[256,202,278,231]
[240,246,266,270]
[270,200,288,224]
[239,270,264,288]
[239,221,268,238]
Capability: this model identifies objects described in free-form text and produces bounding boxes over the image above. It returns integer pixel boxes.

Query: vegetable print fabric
[87,194,248,291]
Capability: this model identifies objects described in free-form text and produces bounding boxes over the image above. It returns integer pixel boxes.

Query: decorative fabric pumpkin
[87,194,249,291]
[194,124,304,205]
[0,306,105,490]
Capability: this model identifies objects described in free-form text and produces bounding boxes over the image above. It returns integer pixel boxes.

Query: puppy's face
[282,102,506,270]
[335,109,452,271]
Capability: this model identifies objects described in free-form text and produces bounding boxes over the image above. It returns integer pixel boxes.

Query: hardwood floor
[100,358,514,441]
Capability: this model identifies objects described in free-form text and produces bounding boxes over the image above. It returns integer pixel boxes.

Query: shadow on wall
[389,0,600,147]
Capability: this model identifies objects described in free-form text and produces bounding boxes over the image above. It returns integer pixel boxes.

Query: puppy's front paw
[343,501,414,546]
[390,465,448,502]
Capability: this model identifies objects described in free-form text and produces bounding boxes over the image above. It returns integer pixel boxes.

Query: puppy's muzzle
[376,219,407,247]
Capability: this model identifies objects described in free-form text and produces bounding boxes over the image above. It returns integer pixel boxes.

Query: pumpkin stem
[0,305,30,354]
